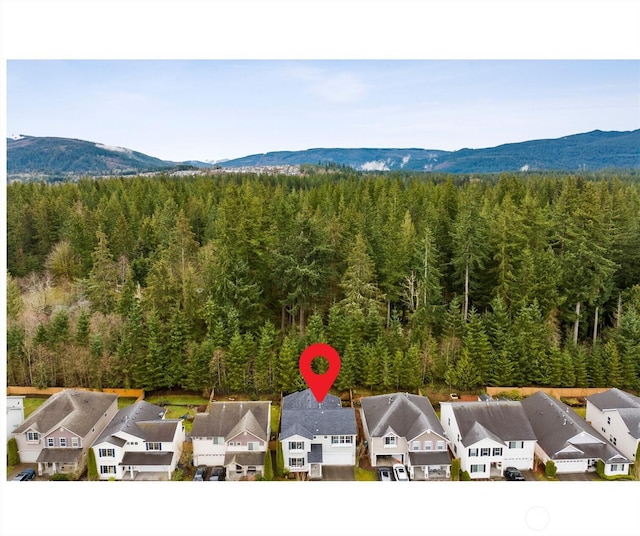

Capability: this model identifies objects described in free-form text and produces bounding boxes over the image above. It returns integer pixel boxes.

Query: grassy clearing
[271,404,280,435]
[146,395,210,406]
[355,467,377,481]
[23,397,48,418]
[572,406,587,418]
[117,397,138,409]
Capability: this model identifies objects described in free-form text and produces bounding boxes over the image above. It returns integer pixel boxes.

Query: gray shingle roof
[448,400,537,445]
[618,408,640,439]
[135,421,181,443]
[408,450,452,466]
[120,451,174,466]
[224,451,266,466]
[95,401,167,444]
[587,388,640,410]
[191,401,270,441]
[14,389,117,437]
[280,389,356,440]
[360,393,445,440]
[521,391,629,463]
[35,448,83,464]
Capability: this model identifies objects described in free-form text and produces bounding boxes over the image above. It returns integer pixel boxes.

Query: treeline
[6,171,640,394]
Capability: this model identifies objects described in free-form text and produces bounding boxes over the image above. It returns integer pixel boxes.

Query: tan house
[13,389,118,477]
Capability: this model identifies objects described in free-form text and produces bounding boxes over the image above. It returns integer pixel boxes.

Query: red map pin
[299,343,341,403]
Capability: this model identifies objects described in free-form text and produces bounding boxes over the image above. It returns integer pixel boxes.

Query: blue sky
[7,60,640,162]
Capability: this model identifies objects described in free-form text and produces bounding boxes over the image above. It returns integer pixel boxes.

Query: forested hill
[6,172,640,396]
[6,135,212,181]
[221,130,640,172]
[7,129,640,181]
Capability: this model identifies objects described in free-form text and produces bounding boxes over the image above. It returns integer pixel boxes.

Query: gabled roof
[224,451,266,466]
[279,389,356,440]
[618,408,640,440]
[226,410,266,442]
[14,389,117,437]
[360,393,445,440]
[586,388,640,411]
[191,401,270,441]
[35,448,83,464]
[521,391,630,463]
[445,400,536,445]
[95,400,167,445]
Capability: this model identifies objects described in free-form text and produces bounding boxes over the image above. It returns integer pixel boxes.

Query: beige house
[13,389,118,477]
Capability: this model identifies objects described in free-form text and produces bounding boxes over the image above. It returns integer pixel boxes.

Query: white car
[393,463,409,481]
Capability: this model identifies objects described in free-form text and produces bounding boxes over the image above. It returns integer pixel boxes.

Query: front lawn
[355,467,377,481]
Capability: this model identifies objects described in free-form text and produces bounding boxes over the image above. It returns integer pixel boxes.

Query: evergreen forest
[6,171,640,395]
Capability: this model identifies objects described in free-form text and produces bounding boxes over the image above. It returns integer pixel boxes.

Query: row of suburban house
[8,387,640,480]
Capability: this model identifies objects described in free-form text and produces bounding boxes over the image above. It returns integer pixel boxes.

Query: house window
[331,435,353,445]
[71,437,80,448]
[384,436,397,447]
[26,431,40,442]
[247,466,257,473]
[493,448,503,456]
[98,448,115,458]
[509,441,524,449]
[212,437,223,445]
[470,464,486,473]
[436,441,445,450]
[99,465,116,475]
[289,458,305,468]
[424,441,433,451]
[610,464,619,471]
[47,438,55,447]
[469,448,479,457]
[612,437,617,446]
[480,448,490,457]
[412,441,420,451]
[59,438,67,447]
[248,442,259,451]
[146,442,162,451]
[289,441,304,451]
[607,417,611,425]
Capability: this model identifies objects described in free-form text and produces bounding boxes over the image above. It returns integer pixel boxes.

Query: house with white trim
[360,392,451,480]
[191,401,271,480]
[440,400,536,479]
[92,400,185,480]
[279,389,356,479]
[13,389,118,477]
[586,388,640,464]
[522,391,629,476]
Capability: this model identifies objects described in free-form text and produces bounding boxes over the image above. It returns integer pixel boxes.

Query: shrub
[596,459,605,478]
[451,458,461,481]
[460,470,471,481]
[87,448,98,481]
[7,438,19,467]
[545,460,557,479]
[276,441,285,478]
[171,468,184,481]
[263,448,274,481]
[50,473,70,481]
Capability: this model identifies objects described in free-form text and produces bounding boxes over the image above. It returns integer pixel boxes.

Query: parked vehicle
[504,467,526,481]
[393,463,409,481]
[193,465,207,481]
[12,468,36,481]
[206,466,226,481]
[376,466,394,481]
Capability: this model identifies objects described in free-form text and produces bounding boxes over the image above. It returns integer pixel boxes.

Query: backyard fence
[6,386,145,401]
[485,386,611,399]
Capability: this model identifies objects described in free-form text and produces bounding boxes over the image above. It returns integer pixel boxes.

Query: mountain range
[6,129,640,181]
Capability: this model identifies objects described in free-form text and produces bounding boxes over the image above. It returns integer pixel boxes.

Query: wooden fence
[485,386,611,399]
[6,386,145,401]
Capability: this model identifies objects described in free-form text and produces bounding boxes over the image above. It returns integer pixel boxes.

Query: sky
[6,59,640,163]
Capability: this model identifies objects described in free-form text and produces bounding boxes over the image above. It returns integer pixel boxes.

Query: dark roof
[309,443,323,463]
[618,408,640,440]
[279,390,356,440]
[35,448,83,464]
[408,450,452,466]
[587,388,640,411]
[361,393,445,440]
[282,389,342,410]
[447,400,537,445]
[521,391,629,463]
[95,401,167,444]
[120,451,174,466]
[14,390,117,437]
[224,452,266,466]
[135,421,181,442]
[191,401,270,441]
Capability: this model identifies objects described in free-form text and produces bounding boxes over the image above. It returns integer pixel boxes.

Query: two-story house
[92,400,185,480]
[191,401,271,480]
[522,391,629,476]
[279,389,356,479]
[360,392,451,480]
[440,399,537,479]
[13,389,118,477]
[586,388,640,464]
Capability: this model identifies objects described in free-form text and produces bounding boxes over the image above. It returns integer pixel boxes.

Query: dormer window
[26,431,40,442]
[384,435,397,447]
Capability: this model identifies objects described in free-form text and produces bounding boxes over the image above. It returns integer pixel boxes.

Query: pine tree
[75,309,91,346]
[86,228,119,314]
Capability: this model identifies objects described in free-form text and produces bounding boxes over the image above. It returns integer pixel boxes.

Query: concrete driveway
[321,466,355,481]
[555,472,601,481]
